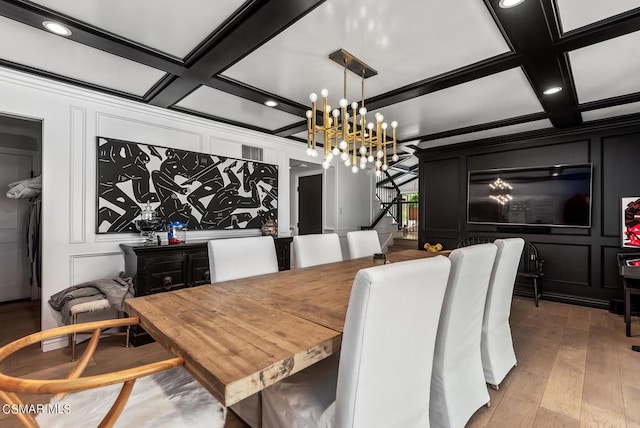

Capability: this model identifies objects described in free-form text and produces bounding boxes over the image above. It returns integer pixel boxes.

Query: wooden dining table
[125,248,446,407]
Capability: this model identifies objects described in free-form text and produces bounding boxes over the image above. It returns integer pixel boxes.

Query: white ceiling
[0,0,639,158]
[223,0,510,104]
[419,119,553,149]
[569,29,640,103]
[582,101,640,122]
[176,86,302,131]
[0,16,165,96]
[369,67,543,140]
[31,0,246,58]
[556,0,640,33]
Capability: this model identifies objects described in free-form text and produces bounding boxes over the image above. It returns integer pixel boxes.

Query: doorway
[289,159,323,236]
[298,174,322,235]
[0,114,42,305]
[0,152,34,301]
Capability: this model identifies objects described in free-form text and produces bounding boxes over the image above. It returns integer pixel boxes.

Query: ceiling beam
[483,0,581,128]
[0,0,186,74]
[401,111,549,144]
[170,105,275,135]
[0,58,144,101]
[363,52,522,111]
[149,0,325,108]
[578,91,640,113]
[276,53,522,138]
[208,76,308,117]
[0,0,323,121]
[556,7,640,52]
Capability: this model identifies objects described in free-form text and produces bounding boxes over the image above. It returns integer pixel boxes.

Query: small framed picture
[622,197,640,248]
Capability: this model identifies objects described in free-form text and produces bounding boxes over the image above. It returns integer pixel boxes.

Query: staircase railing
[368,171,402,230]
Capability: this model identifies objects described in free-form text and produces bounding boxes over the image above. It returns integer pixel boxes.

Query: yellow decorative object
[423,242,443,253]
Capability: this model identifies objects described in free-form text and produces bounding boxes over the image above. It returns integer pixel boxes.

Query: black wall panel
[417,124,640,308]
[602,246,624,290]
[534,243,590,288]
[467,140,590,171]
[421,157,459,231]
[601,133,640,237]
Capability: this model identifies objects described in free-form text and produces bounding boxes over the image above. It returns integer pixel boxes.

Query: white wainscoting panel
[96,112,204,153]
[70,251,124,286]
[69,106,86,244]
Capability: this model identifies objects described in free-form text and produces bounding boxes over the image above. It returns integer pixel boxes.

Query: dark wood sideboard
[121,236,293,346]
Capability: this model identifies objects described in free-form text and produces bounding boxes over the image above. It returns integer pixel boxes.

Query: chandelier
[304,50,399,177]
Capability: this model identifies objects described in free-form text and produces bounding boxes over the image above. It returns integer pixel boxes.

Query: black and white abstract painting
[96,137,277,233]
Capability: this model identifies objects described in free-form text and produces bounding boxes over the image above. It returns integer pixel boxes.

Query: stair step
[388,238,419,251]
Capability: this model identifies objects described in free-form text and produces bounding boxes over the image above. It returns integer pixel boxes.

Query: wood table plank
[126,288,341,406]
[125,249,441,406]
[208,249,444,332]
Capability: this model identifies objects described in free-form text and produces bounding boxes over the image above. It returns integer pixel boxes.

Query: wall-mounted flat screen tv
[467,163,592,228]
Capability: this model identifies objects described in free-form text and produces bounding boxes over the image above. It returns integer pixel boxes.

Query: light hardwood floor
[1,297,639,427]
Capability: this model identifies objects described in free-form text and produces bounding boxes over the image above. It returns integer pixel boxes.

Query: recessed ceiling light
[499,0,526,8]
[543,86,563,95]
[42,20,72,36]
[264,100,278,107]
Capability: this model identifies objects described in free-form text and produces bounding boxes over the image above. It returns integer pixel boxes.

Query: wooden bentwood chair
[0,318,225,428]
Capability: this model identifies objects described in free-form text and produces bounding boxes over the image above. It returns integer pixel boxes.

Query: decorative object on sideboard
[167,221,187,245]
[622,197,640,248]
[96,137,278,234]
[261,218,278,237]
[372,253,386,265]
[134,202,163,245]
[304,49,399,177]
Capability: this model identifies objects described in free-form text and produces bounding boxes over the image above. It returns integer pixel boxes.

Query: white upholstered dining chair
[346,230,382,259]
[207,235,280,428]
[293,233,343,268]
[481,238,524,389]
[261,256,452,428]
[207,235,279,283]
[430,243,497,428]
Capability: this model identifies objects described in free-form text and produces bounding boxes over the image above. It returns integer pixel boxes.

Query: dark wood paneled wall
[416,123,640,308]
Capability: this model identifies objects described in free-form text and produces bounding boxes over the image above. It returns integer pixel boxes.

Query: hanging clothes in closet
[6,175,41,291]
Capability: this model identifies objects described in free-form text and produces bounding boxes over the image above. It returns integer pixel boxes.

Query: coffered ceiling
[1,0,640,179]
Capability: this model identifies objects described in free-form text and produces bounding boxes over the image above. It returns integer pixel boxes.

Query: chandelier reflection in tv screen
[489,178,513,205]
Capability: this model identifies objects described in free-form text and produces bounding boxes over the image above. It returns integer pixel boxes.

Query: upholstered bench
[68,300,129,361]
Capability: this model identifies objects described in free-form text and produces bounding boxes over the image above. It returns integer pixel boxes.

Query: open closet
[0,114,42,303]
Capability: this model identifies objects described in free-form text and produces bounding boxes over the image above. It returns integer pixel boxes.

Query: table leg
[626,285,632,338]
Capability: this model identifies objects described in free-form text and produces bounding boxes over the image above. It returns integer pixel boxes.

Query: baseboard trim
[513,288,609,310]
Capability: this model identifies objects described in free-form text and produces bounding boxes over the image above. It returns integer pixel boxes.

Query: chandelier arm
[312,102,316,149]
[384,128,388,168]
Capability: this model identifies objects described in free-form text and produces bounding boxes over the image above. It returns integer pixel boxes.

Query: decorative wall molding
[0,66,303,151]
[69,251,123,286]
[95,227,261,244]
[96,112,204,153]
[69,106,86,244]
